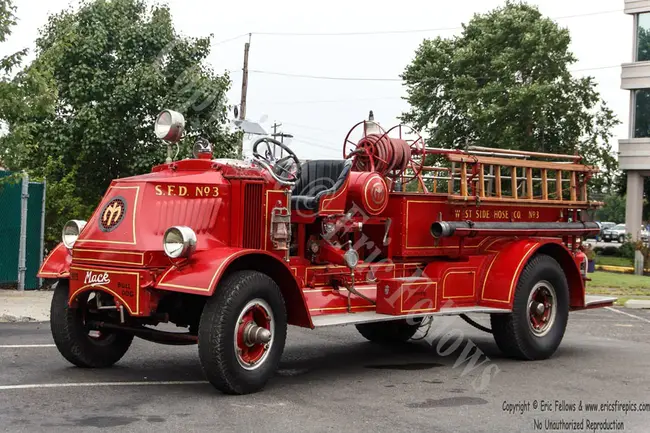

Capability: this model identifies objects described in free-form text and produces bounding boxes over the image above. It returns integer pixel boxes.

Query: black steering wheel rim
[252,137,302,185]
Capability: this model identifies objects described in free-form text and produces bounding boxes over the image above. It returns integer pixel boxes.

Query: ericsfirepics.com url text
[502,399,650,415]
[502,399,650,432]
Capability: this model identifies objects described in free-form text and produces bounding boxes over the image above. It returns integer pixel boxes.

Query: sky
[1,0,632,161]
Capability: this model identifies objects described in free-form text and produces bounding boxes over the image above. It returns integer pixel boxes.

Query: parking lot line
[0,344,56,348]
[605,307,650,324]
[0,380,208,391]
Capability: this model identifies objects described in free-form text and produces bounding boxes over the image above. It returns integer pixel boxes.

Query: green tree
[0,0,236,246]
[595,193,626,223]
[0,0,29,125]
[402,1,619,192]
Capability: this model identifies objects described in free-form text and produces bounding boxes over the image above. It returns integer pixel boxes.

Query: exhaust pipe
[431,221,601,238]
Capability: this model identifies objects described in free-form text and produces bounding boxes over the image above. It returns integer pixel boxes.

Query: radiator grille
[243,183,263,249]
[153,197,221,236]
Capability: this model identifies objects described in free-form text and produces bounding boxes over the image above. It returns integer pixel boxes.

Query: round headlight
[163,226,197,259]
[344,248,359,269]
[155,109,185,142]
[62,220,87,249]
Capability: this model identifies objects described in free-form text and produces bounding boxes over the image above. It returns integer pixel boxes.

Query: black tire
[50,280,134,368]
[355,319,421,343]
[198,271,287,395]
[618,235,625,243]
[490,254,569,360]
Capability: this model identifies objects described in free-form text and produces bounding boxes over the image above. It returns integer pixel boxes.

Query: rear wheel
[491,254,569,360]
[355,319,421,343]
[50,280,133,368]
[198,271,287,395]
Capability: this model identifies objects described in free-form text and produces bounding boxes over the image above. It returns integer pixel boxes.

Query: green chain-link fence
[0,171,45,290]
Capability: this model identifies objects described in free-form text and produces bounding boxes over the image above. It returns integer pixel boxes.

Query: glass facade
[638,13,650,61]
[634,89,650,138]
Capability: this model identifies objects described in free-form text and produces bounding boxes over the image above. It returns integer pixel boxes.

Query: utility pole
[238,33,251,158]
[270,122,294,159]
[271,121,281,159]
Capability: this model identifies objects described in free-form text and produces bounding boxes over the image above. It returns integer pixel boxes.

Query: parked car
[595,221,616,241]
[640,227,649,242]
[602,224,626,243]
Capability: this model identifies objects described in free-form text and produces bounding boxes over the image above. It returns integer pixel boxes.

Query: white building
[620,1,650,238]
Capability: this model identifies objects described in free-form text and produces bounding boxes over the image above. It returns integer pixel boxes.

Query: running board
[311,306,511,328]
[580,295,617,309]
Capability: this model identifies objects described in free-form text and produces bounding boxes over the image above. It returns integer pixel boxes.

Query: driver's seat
[291,160,352,212]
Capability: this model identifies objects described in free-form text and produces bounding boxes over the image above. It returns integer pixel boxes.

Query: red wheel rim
[234,299,274,370]
[527,281,557,337]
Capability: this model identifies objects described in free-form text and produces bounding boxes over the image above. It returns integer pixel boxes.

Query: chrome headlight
[344,248,359,269]
[62,220,87,249]
[163,226,197,259]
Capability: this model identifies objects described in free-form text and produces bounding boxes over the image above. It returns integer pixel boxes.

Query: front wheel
[50,280,134,368]
[198,271,287,395]
[618,235,625,243]
[490,254,569,360]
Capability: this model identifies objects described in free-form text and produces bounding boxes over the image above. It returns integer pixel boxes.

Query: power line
[212,33,251,47]
[282,122,342,134]
[257,96,403,105]
[572,64,620,72]
[250,64,620,82]
[249,70,399,81]
[253,9,622,37]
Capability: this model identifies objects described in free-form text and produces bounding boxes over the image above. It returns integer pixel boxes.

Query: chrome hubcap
[527,281,557,337]
[234,299,274,370]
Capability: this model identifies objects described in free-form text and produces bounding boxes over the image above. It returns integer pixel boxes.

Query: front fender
[155,248,312,328]
[37,243,71,279]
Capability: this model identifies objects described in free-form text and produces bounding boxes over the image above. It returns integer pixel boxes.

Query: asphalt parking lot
[1,308,649,433]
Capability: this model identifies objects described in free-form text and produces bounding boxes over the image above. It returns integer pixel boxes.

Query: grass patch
[586,271,650,296]
[595,256,633,268]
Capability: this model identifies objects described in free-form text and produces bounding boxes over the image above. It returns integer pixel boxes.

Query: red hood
[72,167,232,267]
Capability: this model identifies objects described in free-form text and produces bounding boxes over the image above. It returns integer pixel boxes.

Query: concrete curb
[0,290,52,323]
[0,314,40,323]
[624,299,650,309]
[595,264,635,274]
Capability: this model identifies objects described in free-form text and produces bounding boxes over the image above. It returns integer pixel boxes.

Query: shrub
[617,241,636,259]
[599,246,620,256]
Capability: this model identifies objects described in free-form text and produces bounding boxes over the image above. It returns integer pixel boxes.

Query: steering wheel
[252,137,302,185]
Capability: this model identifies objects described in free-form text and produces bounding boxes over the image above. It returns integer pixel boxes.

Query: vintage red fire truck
[38,109,615,395]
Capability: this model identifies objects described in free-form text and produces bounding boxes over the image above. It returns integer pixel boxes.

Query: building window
[635,89,650,137]
[638,13,650,61]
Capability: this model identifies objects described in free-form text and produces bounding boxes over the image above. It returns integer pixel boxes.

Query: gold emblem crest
[99,196,127,232]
